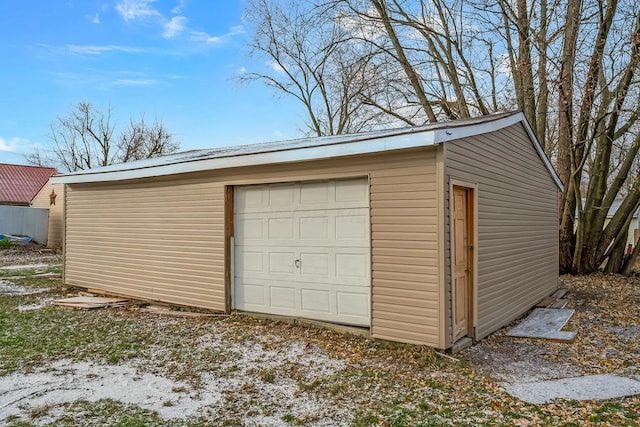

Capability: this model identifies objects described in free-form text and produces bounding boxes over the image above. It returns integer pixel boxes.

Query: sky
[0,0,302,167]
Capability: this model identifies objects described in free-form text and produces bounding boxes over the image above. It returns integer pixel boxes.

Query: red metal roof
[0,163,57,204]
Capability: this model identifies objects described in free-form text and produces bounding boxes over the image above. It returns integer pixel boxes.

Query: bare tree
[48,102,116,172]
[35,102,180,172]
[119,115,179,162]
[241,0,390,135]
[24,146,54,168]
[243,0,640,274]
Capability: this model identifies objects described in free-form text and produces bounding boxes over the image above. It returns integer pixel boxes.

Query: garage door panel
[300,216,329,239]
[236,250,264,273]
[335,214,368,240]
[301,289,331,313]
[336,253,368,278]
[236,209,369,244]
[269,252,296,274]
[300,253,329,276]
[234,178,370,326]
[236,247,370,287]
[268,217,295,239]
[300,181,330,204]
[270,286,296,309]
[235,218,264,240]
[235,178,369,213]
[268,183,296,207]
[335,178,368,203]
[235,277,370,325]
[235,281,266,307]
[235,185,266,211]
[337,292,369,317]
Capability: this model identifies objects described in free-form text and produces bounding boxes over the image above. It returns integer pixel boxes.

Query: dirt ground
[462,274,640,383]
[0,244,62,267]
[1,247,639,426]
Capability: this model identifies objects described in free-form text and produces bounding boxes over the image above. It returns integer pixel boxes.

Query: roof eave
[50,112,562,189]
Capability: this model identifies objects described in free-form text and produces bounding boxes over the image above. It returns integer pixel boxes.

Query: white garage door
[233,178,370,326]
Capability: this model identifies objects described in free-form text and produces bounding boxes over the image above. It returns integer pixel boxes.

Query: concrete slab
[502,374,640,404]
[507,308,577,341]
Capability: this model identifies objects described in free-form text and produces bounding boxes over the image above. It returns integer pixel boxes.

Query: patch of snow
[17,298,53,312]
[0,359,219,424]
[0,280,46,296]
[0,263,49,270]
[0,336,350,425]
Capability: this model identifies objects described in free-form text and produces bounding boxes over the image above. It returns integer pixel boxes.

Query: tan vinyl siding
[64,149,440,346]
[444,123,558,344]
[65,180,224,310]
[31,182,65,248]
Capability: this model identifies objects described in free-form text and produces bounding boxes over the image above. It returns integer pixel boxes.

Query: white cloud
[163,16,187,38]
[86,13,100,24]
[0,137,26,153]
[238,67,247,74]
[170,0,187,14]
[191,26,244,45]
[266,60,285,73]
[111,78,157,86]
[190,31,220,44]
[66,44,141,55]
[116,0,160,21]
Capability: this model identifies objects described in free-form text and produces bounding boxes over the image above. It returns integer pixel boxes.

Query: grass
[0,296,150,375]
[1,266,639,426]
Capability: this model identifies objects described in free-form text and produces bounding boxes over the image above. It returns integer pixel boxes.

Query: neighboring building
[52,112,562,350]
[576,199,640,249]
[0,163,64,248]
[606,200,639,249]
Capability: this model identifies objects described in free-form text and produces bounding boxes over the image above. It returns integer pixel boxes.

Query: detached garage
[51,112,562,350]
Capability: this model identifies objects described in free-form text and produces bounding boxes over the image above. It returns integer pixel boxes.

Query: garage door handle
[295,259,300,268]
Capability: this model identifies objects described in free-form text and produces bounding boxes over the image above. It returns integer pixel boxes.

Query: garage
[53,112,562,350]
[233,178,371,326]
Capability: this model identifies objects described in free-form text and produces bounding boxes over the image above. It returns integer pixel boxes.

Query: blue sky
[0,0,302,166]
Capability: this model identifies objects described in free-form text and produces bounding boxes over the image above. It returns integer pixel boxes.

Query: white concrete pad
[502,374,640,404]
[507,308,577,341]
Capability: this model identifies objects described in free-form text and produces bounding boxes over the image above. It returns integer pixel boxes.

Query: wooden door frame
[224,185,234,314]
[449,179,478,341]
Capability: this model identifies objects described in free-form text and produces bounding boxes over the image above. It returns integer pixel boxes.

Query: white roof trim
[50,112,562,190]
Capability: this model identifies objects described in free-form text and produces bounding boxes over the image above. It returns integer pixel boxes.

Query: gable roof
[0,163,58,205]
[51,111,563,189]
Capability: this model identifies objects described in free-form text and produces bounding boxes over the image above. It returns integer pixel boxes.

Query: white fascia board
[50,112,561,187]
[433,112,562,190]
[51,131,437,184]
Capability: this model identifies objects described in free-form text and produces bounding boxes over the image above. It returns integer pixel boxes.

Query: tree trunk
[370,0,437,122]
[557,0,582,273]
[621,235,640,275]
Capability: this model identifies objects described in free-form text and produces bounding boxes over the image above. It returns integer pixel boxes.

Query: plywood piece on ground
[53,296,129,310]
[507,308,576,342]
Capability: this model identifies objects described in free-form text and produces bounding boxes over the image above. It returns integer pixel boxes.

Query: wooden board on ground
[140,305,222,318]
[536,296,556,308]
[548,299,569,309]
[507,308,577,342]
[53,296,129,310]
[552,288,568,299]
